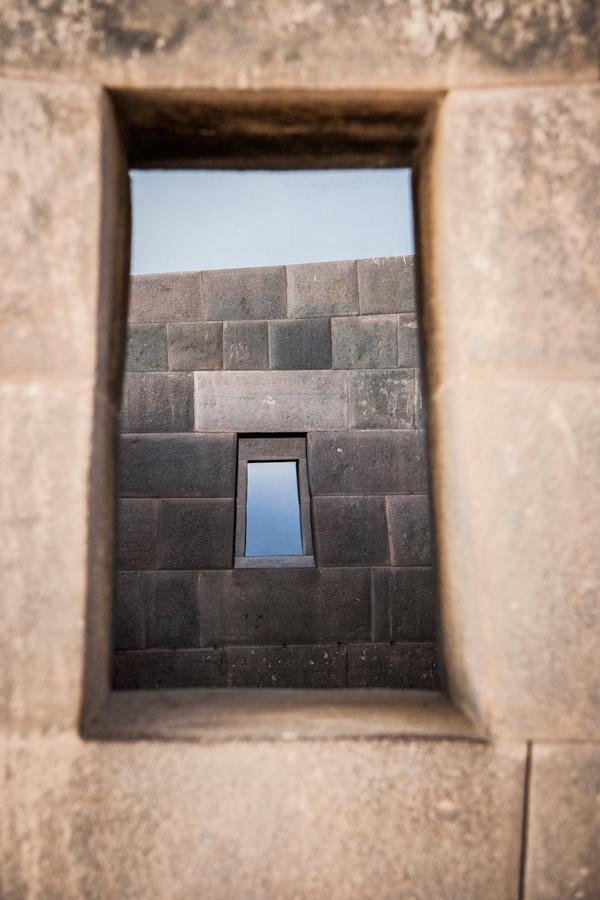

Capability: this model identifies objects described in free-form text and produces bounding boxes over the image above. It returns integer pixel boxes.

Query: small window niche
[235,437,314,568]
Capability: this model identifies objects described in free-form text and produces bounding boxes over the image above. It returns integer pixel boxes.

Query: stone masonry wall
[114,255,438,690]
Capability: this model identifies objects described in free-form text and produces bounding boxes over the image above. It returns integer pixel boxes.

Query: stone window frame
[234,436,315,569]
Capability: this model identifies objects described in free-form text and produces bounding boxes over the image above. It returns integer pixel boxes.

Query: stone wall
[115,255,439,690]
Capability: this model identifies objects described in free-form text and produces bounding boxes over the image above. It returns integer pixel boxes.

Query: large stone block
[167,322,223,371]
[349,369,415,428]
[197,568,370,645]
[371,567,437,641]
[129,273,203,324]
[119,434,236,498]
[116,499,158,571]
[331,315,397,368]
[113,649,223,690]
[348,642,440,689]
[287,260,358,318]
[358,257,416,314]
[157,499,234,569]
[113,572,151,650]
[307,429,428,495]
[202,265,286,320]
[223,320,269,370]
[145,572,200,649]
[125,324,168,372]
[120,373,194,433]
[225,644,347,688]
[386,495,433,566]
[312,496,389,566]
[194,370,347,432]
[269,318,332,369]
[397,313,420,367]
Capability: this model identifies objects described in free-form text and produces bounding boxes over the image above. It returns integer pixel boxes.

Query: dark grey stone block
[287,260,358,318]
[415,369,426,428]
[125,324,168,371]
[119,434,236,498]
[331,315,397,369]
[357,256,416,314]
[349,369,415,429]
[312,496,389,566]
[120,373,194,433]
[157,499,234,570]
[347,642,439,689]
[167,322,223,371]
[198,568,370,646]
[269,318,332,370]
[223,320,269,370]
[397,313,419,367]
[202,265,286,320]
[113,649,224,690]
[117,499,158,571]
[386,495,433,566]
[371,567,437,641]
[129,272,203,323]
[145,572,200,649]
[224,644,347,688]
[307,430,428,495]
[113,572,153,649]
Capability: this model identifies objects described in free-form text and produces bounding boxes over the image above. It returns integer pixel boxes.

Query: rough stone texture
[198,568,370,646]
[223,320,269,370]
[348,642,440,689]
[195,370,348,432]
[129,272,203,324]
[307,430,428,495]
[113,573,150,650]
[371,567,437,641]
[525,743,600,900]
[312,496,389,567]
[117,500,158,571]
[287,260,358,318]
[167,322,223,371]
[121,373,194,432]
[358,257,416,315]
[225,644,347,688]
[386,495,433,566]
[397,313,420,367]
[269,317,332,369]
[119,434,236,498]
[146,572,200,649]
[113,649,223,690]
[203,265,286,320]
[125,324,168,371]
[332,315,397,369]
[349,369,415,428]
[157,499,234,570]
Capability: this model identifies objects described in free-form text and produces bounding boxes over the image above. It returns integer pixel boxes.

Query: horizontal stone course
[269,317,332,369]
[167,322,222,371]
[125,324,168,371]
[129,272,203,323]
[312,496,389,566]
[113,649,224,690]
[157,499,234,570]
[331,315,397,369]
[223,320,269,370]
[371,567,437,641]
[202,265,287,320]
[357,256,416,314]
[287,260,358,318]
[121,373,194,432]
[117,499,158,571]
[348,642,439,689]
[349,369,415,428]
[145,572,200,649]
[386,495,433,566]
[224,644,347,688]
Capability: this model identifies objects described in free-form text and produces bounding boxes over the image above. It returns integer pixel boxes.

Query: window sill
[234,554,315,569]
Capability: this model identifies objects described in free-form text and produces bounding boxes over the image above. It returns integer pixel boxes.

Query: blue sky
[245,462,303,557]
[130,168,414,274]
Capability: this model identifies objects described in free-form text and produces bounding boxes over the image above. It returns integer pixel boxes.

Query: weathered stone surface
[269,318,332,369]
[348,642,440,689]
[203,265,286,320]
[119,434,236,498]
[371,567,437,641]
[287,260,358,318]
[525,743,600,900]
[113,649,223,690]
[198,568,370,646]
[386,495,433,566]
[349,369,415,428]
[307,430,428,495]
[145,572,200,649]
[332,315,397,369]
[225,644,347,688]
[223,320,269,370]
[125,324,168,371]
[397,313,420,367]
[194,370,347,432]
[129,272,202,324]
[167,321,223,371]
[113,572,151,650]
[121,373,194,432]
[117,499,158,571]
[312,496,389,566]
[157,499,234,569]
[358,257,416,315]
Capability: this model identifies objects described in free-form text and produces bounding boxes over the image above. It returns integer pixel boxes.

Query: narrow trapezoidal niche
[113,158,438,691]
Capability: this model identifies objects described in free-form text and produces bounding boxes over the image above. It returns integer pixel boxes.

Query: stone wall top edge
[130,256,415,281]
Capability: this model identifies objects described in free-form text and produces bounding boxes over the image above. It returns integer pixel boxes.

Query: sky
[245,461,303,557]
[130,168,414,274]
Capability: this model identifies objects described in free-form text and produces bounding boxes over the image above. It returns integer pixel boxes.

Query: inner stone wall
[114,254,439,689]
